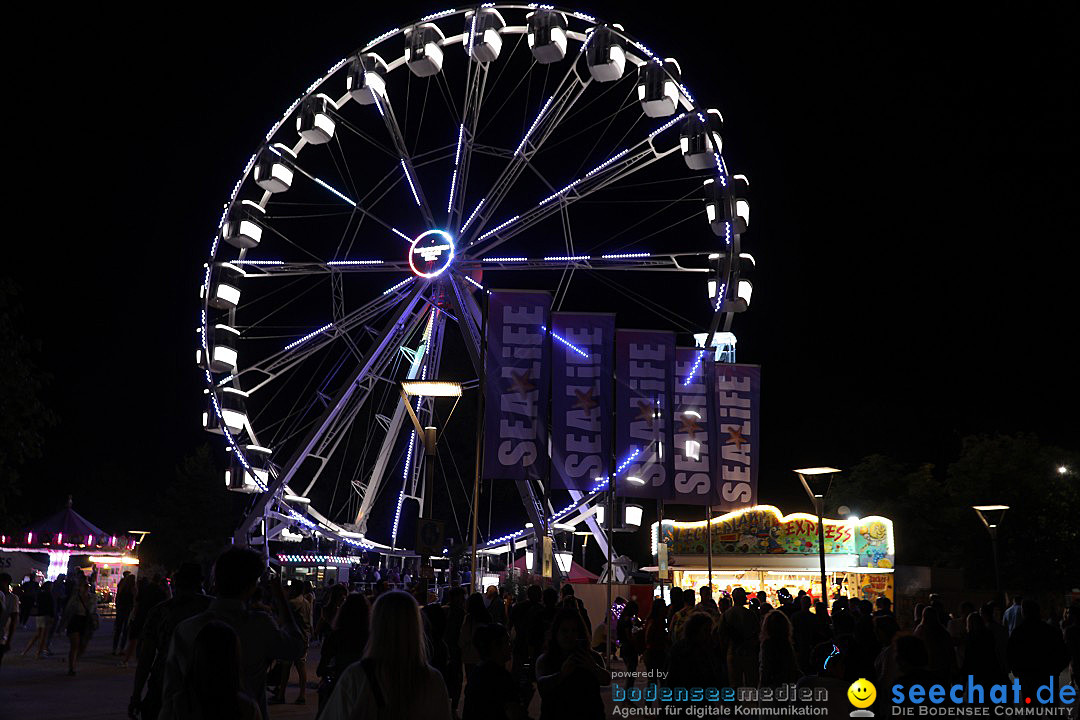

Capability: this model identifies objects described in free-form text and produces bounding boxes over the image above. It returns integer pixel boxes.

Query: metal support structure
[234,282,426,544]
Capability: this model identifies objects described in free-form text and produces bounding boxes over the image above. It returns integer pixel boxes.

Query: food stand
[651,504,895,605]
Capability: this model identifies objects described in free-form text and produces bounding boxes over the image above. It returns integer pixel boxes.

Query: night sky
[7,4,1078,539]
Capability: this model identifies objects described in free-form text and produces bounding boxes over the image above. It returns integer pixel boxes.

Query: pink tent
[509,554,599,583]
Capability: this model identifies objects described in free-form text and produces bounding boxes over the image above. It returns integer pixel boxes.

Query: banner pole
[469,291,488,596]
[706,504,713,594]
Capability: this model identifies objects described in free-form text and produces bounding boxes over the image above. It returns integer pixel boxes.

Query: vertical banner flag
[672,347,720,505]
[615,330,675,499]
[550,313,615,492]
[714,363,761,511]
[483,291,550,481]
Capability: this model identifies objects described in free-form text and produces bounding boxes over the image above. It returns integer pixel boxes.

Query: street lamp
[400,380,462,592]
[972,504,1008,603]
[795,467,841,606]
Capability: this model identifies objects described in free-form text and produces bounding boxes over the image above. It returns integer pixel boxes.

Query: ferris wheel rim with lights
[195,4,753,565]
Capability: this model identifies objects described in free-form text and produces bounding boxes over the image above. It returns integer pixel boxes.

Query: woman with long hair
[61,573,98,676]
[615,600,642,686]
[316,593,371,717]
[535,608,609,720]
[321,590,452,720]
[159,621,260,720]
[758,610,799,686]
[643,597,669,674]
[458,591,492,682]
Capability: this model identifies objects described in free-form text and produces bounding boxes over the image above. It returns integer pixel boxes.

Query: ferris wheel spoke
[231,260,409,277]
[275,152,415,245]
[229,286,409,395]
[465,46,593,244]
[447,58,488,230]
[235,280,429,542]
[370,92,436,227]
[466,135,674,256]
[442,274,483,375]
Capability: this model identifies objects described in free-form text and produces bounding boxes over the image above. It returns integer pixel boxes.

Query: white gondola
[681,109,723,170]
[703,177,748,236]
[208,324,240,373]
[732,174,750,234]
[586,25,626,82]
[296,94,337,144]
[736,253,755,310]
[221,200,266,250]
[225,444,272,493]
[253,144,295,193]
[526,9,568,64]
[202,262,244,311]
[405,23,446,77]
[201,389,223,434]
[464,8,506,63]
[218,387,249,435]
[638,58,681,118]
[346,53,389,105]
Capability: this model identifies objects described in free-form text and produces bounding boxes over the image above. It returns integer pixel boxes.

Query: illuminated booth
[651,505,895,605]
[0,498,139,597]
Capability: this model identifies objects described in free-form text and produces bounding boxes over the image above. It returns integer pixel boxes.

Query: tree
[0,279,57,527]
[138,444,247,570]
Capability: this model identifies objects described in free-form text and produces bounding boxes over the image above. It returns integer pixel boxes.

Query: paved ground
[2,618,621,719]
[1,618,318,720]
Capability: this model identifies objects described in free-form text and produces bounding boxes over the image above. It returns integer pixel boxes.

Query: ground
[1,618,623,718]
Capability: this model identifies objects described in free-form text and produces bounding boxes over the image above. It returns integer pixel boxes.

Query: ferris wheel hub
[408,229,456,279]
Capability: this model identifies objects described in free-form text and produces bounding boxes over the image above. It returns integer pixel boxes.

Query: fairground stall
[651,505,895,605]
[0,499,139,598]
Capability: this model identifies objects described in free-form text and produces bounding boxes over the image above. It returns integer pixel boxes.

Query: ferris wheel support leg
[234,282,427,545]
[566,489,611,558]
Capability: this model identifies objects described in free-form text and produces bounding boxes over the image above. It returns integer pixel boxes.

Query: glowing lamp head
[408,229,455,278]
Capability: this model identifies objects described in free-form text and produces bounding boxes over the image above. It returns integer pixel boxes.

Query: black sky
[7,3,1078,532]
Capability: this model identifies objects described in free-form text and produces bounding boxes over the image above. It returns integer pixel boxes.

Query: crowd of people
[4,561,1080,718]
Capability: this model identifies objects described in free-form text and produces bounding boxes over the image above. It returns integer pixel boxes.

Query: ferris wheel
[196,5,753,560]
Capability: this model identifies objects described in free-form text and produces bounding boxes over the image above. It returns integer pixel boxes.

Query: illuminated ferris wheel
[195,5,753,558]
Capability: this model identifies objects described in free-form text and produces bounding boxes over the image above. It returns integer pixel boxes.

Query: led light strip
[461,198,485,233]
[400,159,422,207]
[682,349,707,386]
[283,323,334,352]
[462,275,485,291]
[382,277,415,295]
[482,256,527,262]
[600,252,651,260]
[543,255,590,262]
[515,94,556,156]
[477,215,519,240]
[540,325,589,358]
[327,260,383,266]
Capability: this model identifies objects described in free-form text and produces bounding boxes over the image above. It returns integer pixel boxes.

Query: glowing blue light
[419,8,457,22]
[682,350,706,386]
[383,277,414,295]
[482,256,527,262]
[461,198,485,233]
[585,148,631,177]
[600,252,651,260]
[543,255,590,262]
[234,260,286,266]
[516,94,555,155]
[462,275,485,291]
[648,112,686,138]
[391,227,413,243]
[284,323,334,351]
[327,259,383,266]
[541,325,589,358]
[400,160,422,207]
[714,281,727,311]
[478,215,519,240]
[447,169,458,213]
[365,27,401,49]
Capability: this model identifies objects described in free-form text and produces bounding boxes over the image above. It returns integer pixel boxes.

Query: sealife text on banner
[482,291,550,481]
[714,363,760,511]
[615,329,675,499]
[550,313,615,492]
[671,347,720,505]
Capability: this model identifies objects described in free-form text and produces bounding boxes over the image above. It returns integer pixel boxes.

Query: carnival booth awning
[0,497,139,581]
[509,554,599,584]
[649,504,896,604]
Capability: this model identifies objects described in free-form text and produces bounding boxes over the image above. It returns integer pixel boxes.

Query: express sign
[409,229,455,278]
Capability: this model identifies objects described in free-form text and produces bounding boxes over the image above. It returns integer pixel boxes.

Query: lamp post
[400,380,462,595]
[972,505,1008,604]
[795,467,840,606]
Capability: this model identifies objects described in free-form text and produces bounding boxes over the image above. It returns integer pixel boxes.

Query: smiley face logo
[847,678,876,712]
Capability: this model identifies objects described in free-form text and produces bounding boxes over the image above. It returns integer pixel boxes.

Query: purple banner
[482,291,550,481]
[671,347,721,506]
[714,363,760,511]
[615,330,675,499]
[550,313,615,492]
